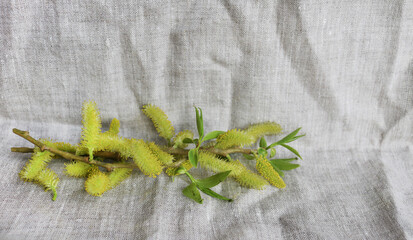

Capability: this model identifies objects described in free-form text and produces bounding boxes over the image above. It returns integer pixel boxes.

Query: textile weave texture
[1,1,412,239]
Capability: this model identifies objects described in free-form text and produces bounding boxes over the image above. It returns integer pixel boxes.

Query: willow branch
[12,128,256,171]
[12,128,135,171]
[13,146,256,159]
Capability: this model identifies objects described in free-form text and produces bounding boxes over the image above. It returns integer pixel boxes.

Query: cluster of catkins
[18,101,292,201]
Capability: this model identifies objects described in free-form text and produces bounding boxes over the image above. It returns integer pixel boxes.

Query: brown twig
[11,147,34,153]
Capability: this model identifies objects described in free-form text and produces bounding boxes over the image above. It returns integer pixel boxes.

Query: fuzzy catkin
[85,170,110,196]
[198,151,268,189]
[256,156,286,189]
[19,150,54,181]
[36,168,59,192]
[244,122,282,143]
[95,134,164,177]
[230,160,268,190]
[129,139,163,178]
[78,101,102,160]
[64,161,92,177]
[108,168,132,188]
[147,142,174,165]
[142,104,175,140]
[214,129,254,149]
[107,118,120,136]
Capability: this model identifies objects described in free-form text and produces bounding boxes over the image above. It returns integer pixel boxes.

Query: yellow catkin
[165,160,193,176]
[19,150,54,181]
[78,101,102,160]
[64,161,92,178]
[142,104,175,140]
[128,139,163,178]
[85,170,110,196]
[244,122,282,143]
[147,142,174,165]
[96,134,129,154]
[230,160,268,190]
[214,129,254,149]
[256,156,286,189]
[198,151,268,189]
[94,134,163,177]
[108,168,132,189]
[36,168,59,192]
[173,130,194,148]
[36,168,59,200]
[107,118,120,136]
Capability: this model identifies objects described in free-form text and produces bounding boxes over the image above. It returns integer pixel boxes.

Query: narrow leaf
[259,137,267,148]
[195,107,204,139]
[175,166,187,175]
[195,171,231,188]
[188,148,198,167]
[242,154,255,160]
[182,138,194,144]
[270,160,300,171]
[273,157,298,162]
[276,128,302,145]
[280,143,302,159]
[199,108,204,138]
[203,131,225,142]
[183,183,203,204]
[197,186,232,202]
[287,134,306,143]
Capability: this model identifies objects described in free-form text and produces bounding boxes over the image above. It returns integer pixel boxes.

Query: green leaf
[197,186,232,202]
[175,166,187,175]
[266,128,304,149]
[273,157,298,162]
[276,128,301,145]
[195,107,204,139]
[287,134,306,143]
[270,148,276,158]
[269,163,284,177]
[203,131,225,142]
[195,171,231,188]
[257,148,267,157]
[188,148,198,167]
[182,138,194,144]
[280,143,302,159]
[259,137,267,148]
[183,183,203,204]
[270,160,300,171]
[242,154,255,160]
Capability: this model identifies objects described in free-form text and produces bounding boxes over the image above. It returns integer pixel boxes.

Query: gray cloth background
[1,1,412,239]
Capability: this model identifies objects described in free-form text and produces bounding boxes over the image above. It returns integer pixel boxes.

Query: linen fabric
[0,1,412,239]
